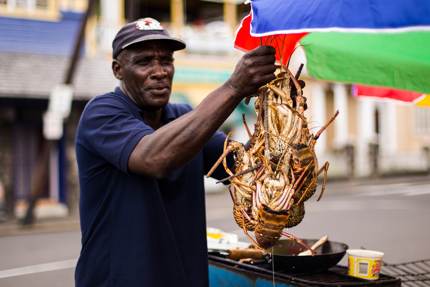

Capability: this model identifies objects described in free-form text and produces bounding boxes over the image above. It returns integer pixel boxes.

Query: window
[36,0,49,9]
[0,0,58,20]
[415,107,430,135]
[16,0,28,9]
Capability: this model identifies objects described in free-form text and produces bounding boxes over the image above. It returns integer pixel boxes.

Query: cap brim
[122,34,186,51]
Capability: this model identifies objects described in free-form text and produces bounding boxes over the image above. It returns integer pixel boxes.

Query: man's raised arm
[128,46,276,178]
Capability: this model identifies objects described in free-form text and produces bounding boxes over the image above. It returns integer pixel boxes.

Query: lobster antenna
[280,34,287,66]
[286,44,304,69]
[242,114,253,139]
[313,110,340,140]
[216,164,262,184]
[263,92,270,159]
[274,36,284,66]
[272,36,284,67]
[207,133,232,177]
[295,63,304,80]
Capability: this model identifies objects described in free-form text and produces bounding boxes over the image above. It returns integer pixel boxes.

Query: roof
[0,12,83,56]
[0,53,117,100]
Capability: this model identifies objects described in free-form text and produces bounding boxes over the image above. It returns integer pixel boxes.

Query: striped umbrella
[235,0,430,105]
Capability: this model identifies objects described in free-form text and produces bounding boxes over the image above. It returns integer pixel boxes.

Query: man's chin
[146,96,170,110]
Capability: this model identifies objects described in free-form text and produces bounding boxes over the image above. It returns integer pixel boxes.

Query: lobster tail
[254,205,289,249]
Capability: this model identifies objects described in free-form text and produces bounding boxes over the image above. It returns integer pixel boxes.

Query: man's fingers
[255,73,276,87]
[246,54,276,66]
[253,64,277,77]
[249,45,276,56]
[248,73,275,89]
[262,63,277,72]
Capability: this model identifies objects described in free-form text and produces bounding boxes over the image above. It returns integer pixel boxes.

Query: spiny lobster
[208,66,338,250]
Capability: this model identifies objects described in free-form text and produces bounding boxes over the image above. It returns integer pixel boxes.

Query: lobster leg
[296,161,329,205]
[228,185,237,204]
[239,208,263,250]
[252,189,259,219]
[271,184,291,211]
[316,161,330,201]
[216,164,261,184]
[241,207,256,226]
[263,91,271,159]
[207,134,233,177]
[285,163,313,208]
[296,177,316,206]
[268,84,288,99]
[281,231,315,255]
[253,165,266,183]
[257,182,267,208]
[244,229,263,250]
[242,114,253,140]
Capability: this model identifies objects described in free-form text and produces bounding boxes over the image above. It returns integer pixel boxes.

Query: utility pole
[126,0,139,21]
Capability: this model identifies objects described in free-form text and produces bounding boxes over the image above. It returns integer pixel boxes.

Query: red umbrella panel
[234,14,307,65]
[354,85,430,107]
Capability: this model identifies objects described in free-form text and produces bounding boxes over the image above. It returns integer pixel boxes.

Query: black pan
[269,238,348,273]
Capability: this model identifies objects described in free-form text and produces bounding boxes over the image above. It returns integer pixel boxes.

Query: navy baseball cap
[112,18,186,58]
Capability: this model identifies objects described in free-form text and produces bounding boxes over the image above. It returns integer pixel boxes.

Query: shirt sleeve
[203,131,235,182]
[78,96,153,173]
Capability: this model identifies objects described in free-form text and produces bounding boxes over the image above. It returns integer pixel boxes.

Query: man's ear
[112,59,123,80]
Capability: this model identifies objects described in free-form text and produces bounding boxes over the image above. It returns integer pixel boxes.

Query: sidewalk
[0,215,79,237]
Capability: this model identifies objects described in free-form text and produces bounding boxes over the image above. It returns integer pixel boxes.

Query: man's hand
[227,46,277,99]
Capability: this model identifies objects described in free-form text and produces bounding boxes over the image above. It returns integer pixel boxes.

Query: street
[1,175,430,286]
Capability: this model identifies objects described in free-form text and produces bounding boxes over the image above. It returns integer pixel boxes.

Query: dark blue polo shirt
[75,87,229,287]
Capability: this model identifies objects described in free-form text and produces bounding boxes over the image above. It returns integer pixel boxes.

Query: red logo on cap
[135,18,163,31]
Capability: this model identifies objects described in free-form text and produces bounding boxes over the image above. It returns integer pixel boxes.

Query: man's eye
[161,59,173,65]
[136,60,150,65]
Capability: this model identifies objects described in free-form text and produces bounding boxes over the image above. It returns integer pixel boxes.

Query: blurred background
[0,0,429,286]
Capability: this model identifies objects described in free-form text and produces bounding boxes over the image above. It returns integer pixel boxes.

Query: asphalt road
[1,175,429,286]
[206,175,430,264]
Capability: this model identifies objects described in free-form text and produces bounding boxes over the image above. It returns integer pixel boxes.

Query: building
[0,0,248,218]
[291,50,430,178]
[1,0,429,220]
[0,0,117,218]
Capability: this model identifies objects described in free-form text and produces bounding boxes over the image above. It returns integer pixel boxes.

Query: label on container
[348,256,382,280]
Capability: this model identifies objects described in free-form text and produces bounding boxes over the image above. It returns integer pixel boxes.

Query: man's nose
[150,62,167,79]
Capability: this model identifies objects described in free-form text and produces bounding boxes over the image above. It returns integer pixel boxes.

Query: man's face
[113,42,175,110]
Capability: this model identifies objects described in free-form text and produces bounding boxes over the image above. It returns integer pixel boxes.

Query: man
[75,18,276,287]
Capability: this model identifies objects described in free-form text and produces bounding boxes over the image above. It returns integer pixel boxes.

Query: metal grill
[383,259,430,287]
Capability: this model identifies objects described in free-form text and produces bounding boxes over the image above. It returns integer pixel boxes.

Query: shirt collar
[162,102,176,122]
[115,87,142,116]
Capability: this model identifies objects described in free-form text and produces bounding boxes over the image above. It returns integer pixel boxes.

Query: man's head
[112,18,186,110]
